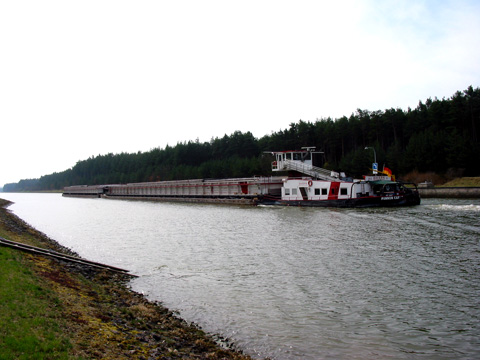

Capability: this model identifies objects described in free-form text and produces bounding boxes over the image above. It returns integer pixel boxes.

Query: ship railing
[279,160,339,181]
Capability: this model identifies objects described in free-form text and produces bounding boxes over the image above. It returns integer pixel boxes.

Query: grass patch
[439,177,480,187]
[0,248,72,359]
[401,171,480,187]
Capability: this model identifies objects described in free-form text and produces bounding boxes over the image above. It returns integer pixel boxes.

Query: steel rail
[0,237,136,277]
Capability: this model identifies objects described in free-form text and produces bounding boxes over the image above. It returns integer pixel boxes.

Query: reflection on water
[2,193,479,359]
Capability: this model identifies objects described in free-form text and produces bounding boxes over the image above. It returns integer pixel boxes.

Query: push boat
[263,147,420,207]
[63,148,420,208]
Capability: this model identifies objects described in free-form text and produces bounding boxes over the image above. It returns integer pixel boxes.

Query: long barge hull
[63,177,420,208]
[102,195,259,205]
[63,177,284,206]
[63,193,260,205]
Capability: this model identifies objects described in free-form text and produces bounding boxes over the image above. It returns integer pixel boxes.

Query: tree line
[4,86,479,192]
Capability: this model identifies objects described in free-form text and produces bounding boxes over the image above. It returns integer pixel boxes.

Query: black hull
[63,189,421,208]
[259,193,421,208]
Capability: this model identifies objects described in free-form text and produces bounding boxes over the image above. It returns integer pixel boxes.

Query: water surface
[2,193,479,359]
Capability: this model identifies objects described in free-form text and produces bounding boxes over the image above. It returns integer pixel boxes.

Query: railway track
[0,236,136,277]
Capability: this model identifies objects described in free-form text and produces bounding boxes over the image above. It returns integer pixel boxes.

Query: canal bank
[418,187,480,198]
[0,198,254,360]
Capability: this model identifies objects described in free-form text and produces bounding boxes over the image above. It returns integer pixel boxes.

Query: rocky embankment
[417,187,480,198]
[0,198,256,360]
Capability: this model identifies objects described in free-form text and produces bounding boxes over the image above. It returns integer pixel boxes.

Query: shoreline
[417,186,480,198]
[0,198,255,359]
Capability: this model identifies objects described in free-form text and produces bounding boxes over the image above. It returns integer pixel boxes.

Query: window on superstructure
[315,188,320,195]
[292,188,297,195]
[285,188,290,195]
[322,188,327,195]
[341,188,348,196]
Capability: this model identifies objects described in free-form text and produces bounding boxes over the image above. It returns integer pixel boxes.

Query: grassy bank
[401,171,480,187]
[0,245,71,359]
[0,198,254,360]
[438,177,480,187]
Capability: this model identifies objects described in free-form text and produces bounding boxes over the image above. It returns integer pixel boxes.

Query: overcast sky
[1,0,479,187]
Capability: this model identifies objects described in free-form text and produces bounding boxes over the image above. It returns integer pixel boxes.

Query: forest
[3,86,480,192]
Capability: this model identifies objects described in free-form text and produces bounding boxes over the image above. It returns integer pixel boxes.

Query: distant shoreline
[418,187,480,198]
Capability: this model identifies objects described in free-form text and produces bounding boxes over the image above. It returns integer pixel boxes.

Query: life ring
[308,180,313,187]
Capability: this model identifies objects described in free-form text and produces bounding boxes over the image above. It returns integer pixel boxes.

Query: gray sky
[1,0,479,187]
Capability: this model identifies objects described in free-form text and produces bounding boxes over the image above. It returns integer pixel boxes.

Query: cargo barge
[63,177,283,205]
[63,148,420,207]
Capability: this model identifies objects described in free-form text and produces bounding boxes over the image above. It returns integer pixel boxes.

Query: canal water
[1,193,479,359]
